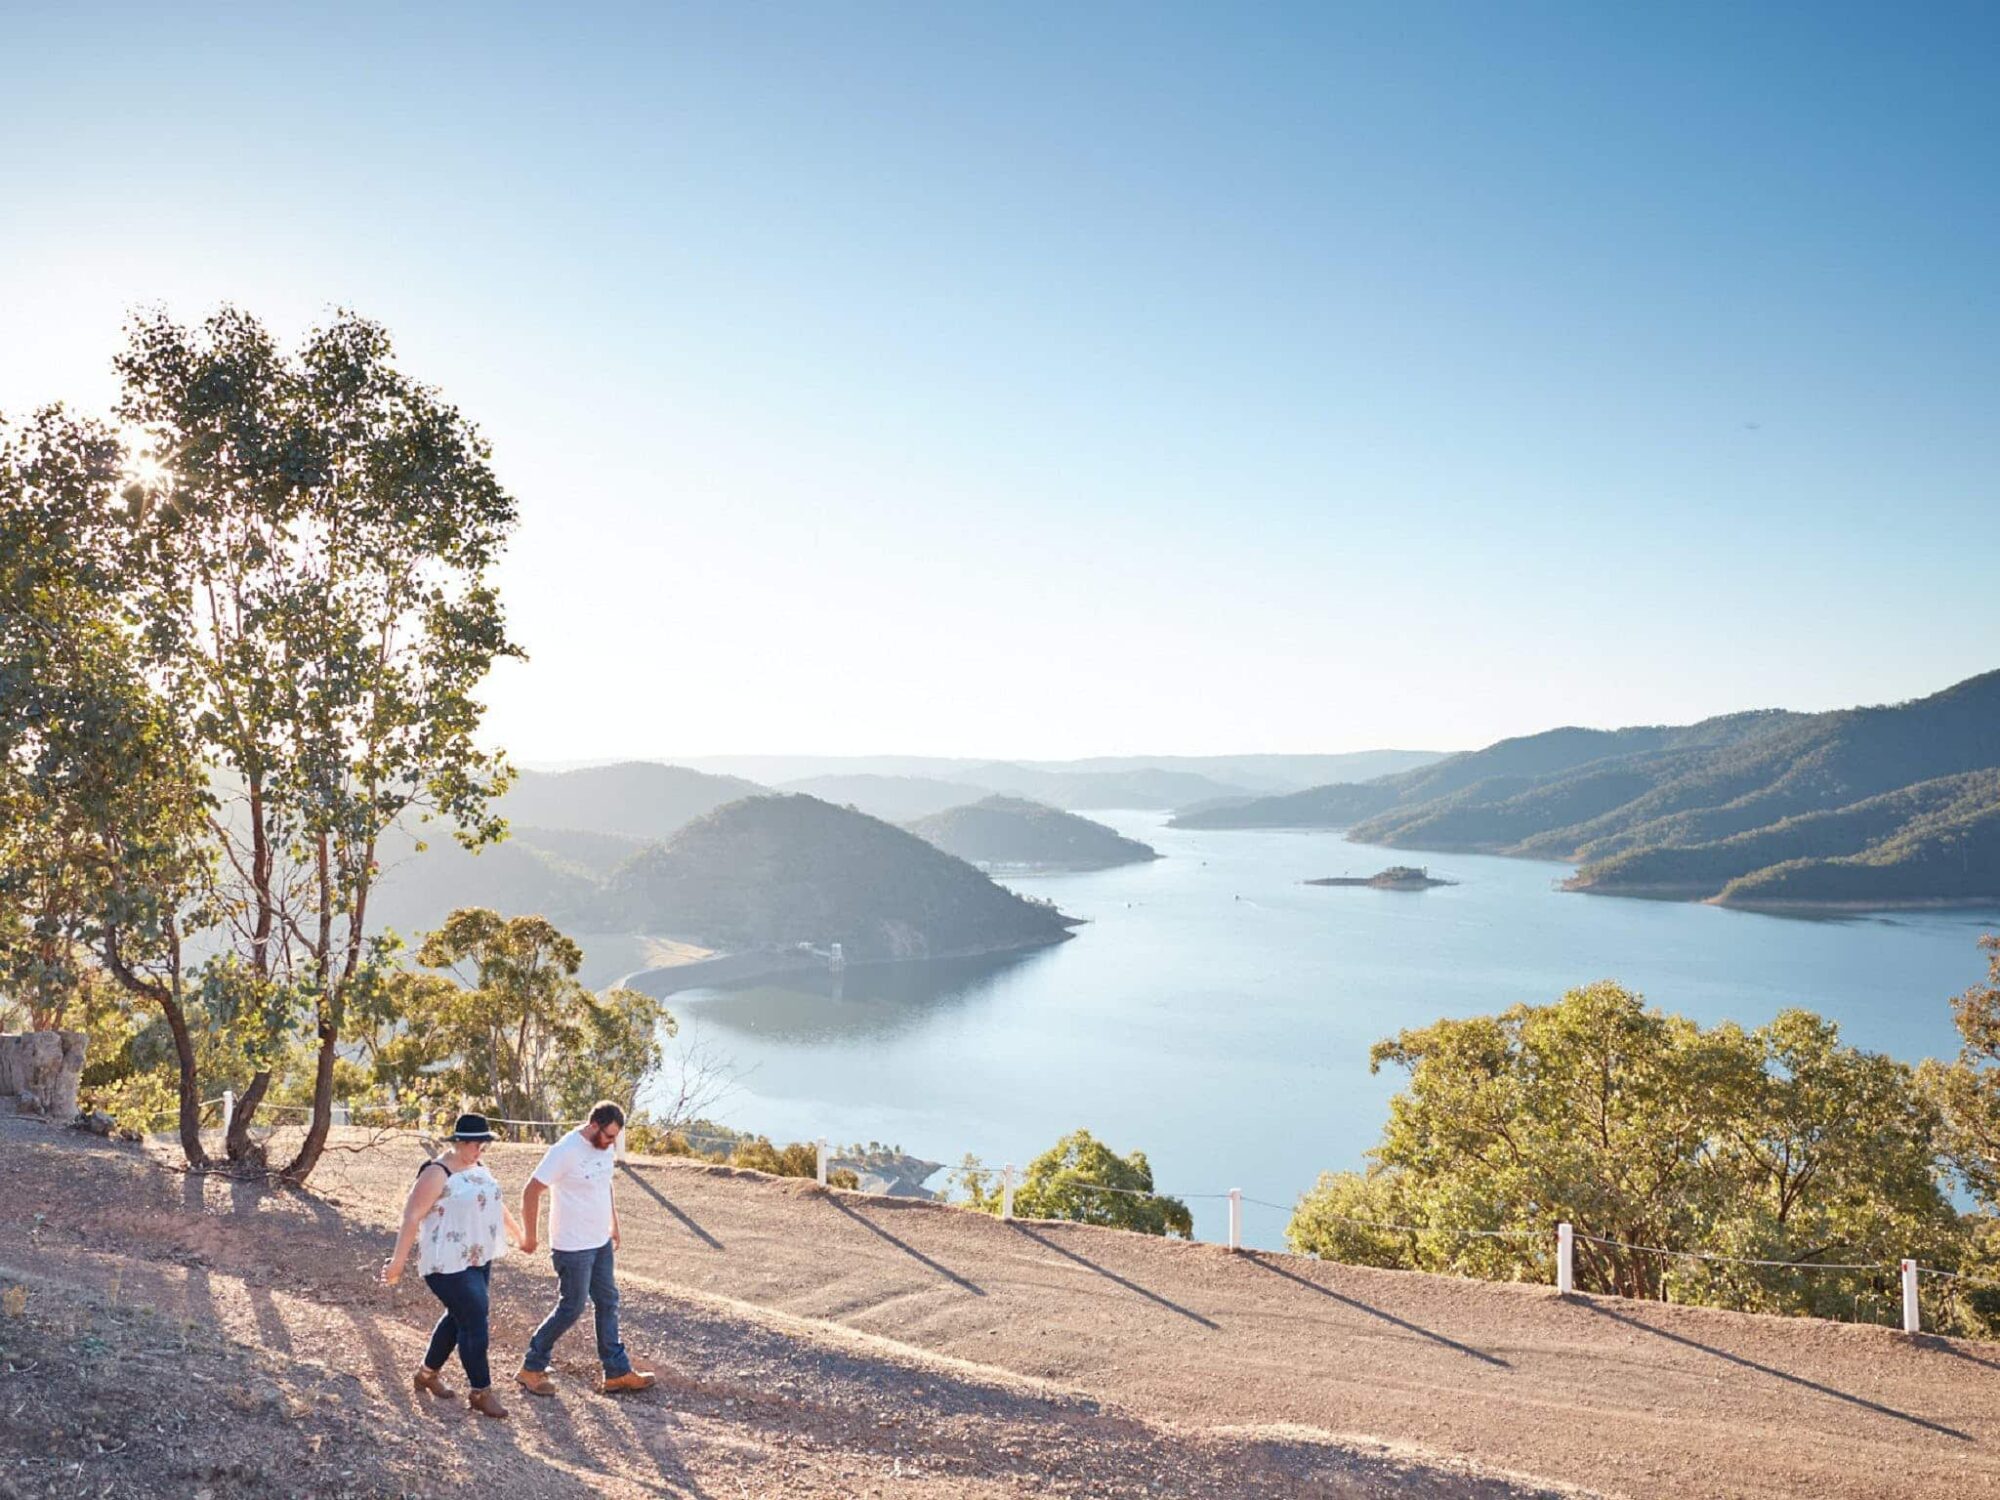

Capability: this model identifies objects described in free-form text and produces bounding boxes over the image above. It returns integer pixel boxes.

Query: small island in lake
[1306,866,1454,891]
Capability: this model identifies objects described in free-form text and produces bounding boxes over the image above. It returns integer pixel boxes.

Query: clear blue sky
[4,2,1995,759]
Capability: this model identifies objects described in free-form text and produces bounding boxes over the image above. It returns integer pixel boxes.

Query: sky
[3,2,1996,761]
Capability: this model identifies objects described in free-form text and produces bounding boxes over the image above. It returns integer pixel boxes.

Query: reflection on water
[674,946,1062,1042]
[633,810,2000,1249]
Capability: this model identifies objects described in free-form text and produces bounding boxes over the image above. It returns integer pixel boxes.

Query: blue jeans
[523,1241,630,1376]
[422,1263,492,1390]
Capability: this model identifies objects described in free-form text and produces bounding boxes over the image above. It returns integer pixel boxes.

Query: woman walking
[381,1112,523,1419]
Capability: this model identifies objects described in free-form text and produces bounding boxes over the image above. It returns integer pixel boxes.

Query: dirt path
[5,1120,1998,1498]
[597,1152,2000,1500]
[0,1120,1569,1499]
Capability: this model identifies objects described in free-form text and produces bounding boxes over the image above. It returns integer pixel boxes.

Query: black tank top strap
[416,1158,454,1181]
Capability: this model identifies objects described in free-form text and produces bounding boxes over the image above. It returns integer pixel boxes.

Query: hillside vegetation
[1172,672,2000,907]
[906,795,1162,871]
[610,794,1079,960]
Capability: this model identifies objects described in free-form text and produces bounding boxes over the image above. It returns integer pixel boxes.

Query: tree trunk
[227,1069,271,1163]
[160,991,209,1170]
[102,927,208,1170]
[281,837,372,1185]
[282,1020,338,1184]
[283,833,338,1184]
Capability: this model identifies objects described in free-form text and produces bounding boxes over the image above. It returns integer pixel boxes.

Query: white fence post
[1902,1258,1920,1334]
[1001,1163,1016,1221]
[1557,1222,1575,1296]
[1228,1187,1242,1251]
[815,1138,829,1187]
[615,1124,627,1160]
[221,1089,235,1138]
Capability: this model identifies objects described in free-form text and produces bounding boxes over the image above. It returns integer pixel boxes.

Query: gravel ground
[4,1118,1997,1497]
[0,1119,1571,1499]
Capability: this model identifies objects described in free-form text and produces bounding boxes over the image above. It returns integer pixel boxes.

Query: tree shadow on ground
[597,1395,711,1498]
[825,1197,986,1297]
[1241,1252,1511,1368]
[1574,1300,1971,1442]
[619,1164,724,1250]
[245,1281,293,1355]
[1007,1224,1216,1329]
[1915,1334,2000,1375]
[338,1302,429,1418]
[509,1382,615,1475]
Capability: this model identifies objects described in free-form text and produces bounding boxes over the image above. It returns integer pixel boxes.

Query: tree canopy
[363,907,672,1126]
[963,1129,1193,1238]
[1288,981,1968,1326]
[0,307,523,1182]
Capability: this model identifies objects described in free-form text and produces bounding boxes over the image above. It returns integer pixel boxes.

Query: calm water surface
[640,812,1999,1247]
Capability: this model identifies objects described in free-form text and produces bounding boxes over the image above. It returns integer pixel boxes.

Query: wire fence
[174,1094,2000,1335]
[1576,1234,1889,1274]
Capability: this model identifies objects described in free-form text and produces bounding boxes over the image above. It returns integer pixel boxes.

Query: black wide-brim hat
[451,1112,498,1141]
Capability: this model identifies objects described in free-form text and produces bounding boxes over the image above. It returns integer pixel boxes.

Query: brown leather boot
[514,1367,556,1397]
[413,1366,457,1399]
[599,1369,658,1394]
[467,1388,509,1420]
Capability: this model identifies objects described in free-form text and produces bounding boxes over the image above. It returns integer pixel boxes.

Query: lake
[638,811,1999,1248]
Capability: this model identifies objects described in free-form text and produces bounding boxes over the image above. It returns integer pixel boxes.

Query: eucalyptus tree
[358,908,671,1128]
[962,1129,1193,1237]
[1928,936,2000,1207]
[0,407,215,1161]
[1288,982,1961,1321]
[113,307,521,1179]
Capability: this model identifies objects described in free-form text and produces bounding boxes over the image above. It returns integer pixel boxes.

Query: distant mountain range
[906,796,1161,872]
[500,763,762,838]
[1172,671,2000,908]
[777,774,987,822]
[361,746,1441,957]
[669,750,1446,807]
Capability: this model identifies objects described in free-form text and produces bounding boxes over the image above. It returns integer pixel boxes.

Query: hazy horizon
[513,660,1992,769]
[6,3,1996,760]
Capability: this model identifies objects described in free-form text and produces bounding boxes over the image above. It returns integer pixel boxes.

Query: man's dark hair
[587,1100,626,1130]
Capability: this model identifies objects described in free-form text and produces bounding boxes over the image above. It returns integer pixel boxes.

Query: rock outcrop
[0,1029,86,1119]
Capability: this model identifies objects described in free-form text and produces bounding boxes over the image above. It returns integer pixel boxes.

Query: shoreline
[1564,880,2000,915]
[1184,822,2000,917]
[1713,894,2000,915]
[624,929,1075,997]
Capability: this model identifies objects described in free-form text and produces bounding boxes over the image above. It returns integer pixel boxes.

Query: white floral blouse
[416,1162,507,1277]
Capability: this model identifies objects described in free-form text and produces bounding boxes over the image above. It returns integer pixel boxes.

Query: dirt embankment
[3,1117,1998,1499]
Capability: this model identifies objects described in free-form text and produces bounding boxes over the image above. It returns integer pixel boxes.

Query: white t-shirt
[531,1128,617,1252]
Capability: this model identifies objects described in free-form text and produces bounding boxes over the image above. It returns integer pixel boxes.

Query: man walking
[515,1101,658,1395]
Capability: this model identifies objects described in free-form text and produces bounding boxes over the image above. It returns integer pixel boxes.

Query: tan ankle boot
[599,1369,657,1394]
[468,1387,509,1420]
[514,1367,556,1397]
[413,1366,457,1399]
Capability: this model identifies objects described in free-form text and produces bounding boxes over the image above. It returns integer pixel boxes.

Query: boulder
[0,1029,87,1120]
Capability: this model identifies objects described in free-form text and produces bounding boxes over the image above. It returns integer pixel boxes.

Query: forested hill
[1170,671,2000,907]
[608,795,1080,960]
[906,796,1161,871]
[1172,710,1801,831]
